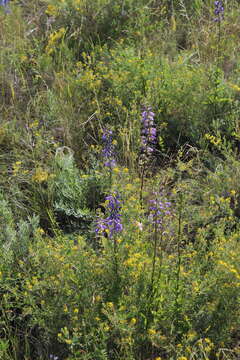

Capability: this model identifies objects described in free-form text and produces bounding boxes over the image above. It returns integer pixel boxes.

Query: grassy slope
[1,1,240,359]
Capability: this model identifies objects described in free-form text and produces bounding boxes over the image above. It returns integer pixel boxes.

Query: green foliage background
[1,0,240,359]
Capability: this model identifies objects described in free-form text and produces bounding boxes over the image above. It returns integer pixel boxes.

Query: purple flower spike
[95,219,108,233]
[95,193,123,238]
[102,128,116,169]
[104,159,116,168]
[148,193,173,229]
[0,0,10,13]
[140,106,157,159]
[0,0,10,5]
[214,0,224,22]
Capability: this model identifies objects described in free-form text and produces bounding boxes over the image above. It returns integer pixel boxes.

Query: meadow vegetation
[1,0,240,359]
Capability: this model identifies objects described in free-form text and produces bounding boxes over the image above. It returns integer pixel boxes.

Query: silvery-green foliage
[53,147,106,234]
[0,190,40,260]
[0,191,16,253]
[12,215,39,258]
[54,147,92,219]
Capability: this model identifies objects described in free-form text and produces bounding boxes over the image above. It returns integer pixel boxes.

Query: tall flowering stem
[145,193,173,330]
[148,197,172,229]
[141,107,157,157]
[139,107,157,206]
[101,128,116,188]
[148,194,172,289]
[95,193,123,239]
[214,1,224,63]
[95,193,123,303]
[102,128,116,168]
[173,192,183,342]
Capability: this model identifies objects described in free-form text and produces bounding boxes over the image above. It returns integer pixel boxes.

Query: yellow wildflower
[106,302,114,309]
[130,318,137,325]
[65,339,72,345]
[229,83,240,92]
[32,168,49,183]
[113,167,120,173]
[125,183,133,191]
[45,5,58,16]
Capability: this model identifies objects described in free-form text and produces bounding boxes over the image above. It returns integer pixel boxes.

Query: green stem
[150,219,158,290]
[113,236,118,274]
[174,194,183,337]
[109,167,112,189]
[140,165,146,207]
[146,213,158,331]
[217,19,221,66]
[154,231,163,298]
[112,235,120,304]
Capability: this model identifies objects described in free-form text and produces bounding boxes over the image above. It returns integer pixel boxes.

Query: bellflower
[95,193,123,238]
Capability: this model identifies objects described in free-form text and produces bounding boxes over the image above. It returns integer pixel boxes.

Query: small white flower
[136,221,143,231]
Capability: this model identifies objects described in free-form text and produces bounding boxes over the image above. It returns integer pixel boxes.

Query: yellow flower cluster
[13,161,22,176]
[46,27,66,55]
[229,83,240,92]
[45,4,58,16]
[218,260,240,280]
[204,133,221,146]
[32,168,49,183]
